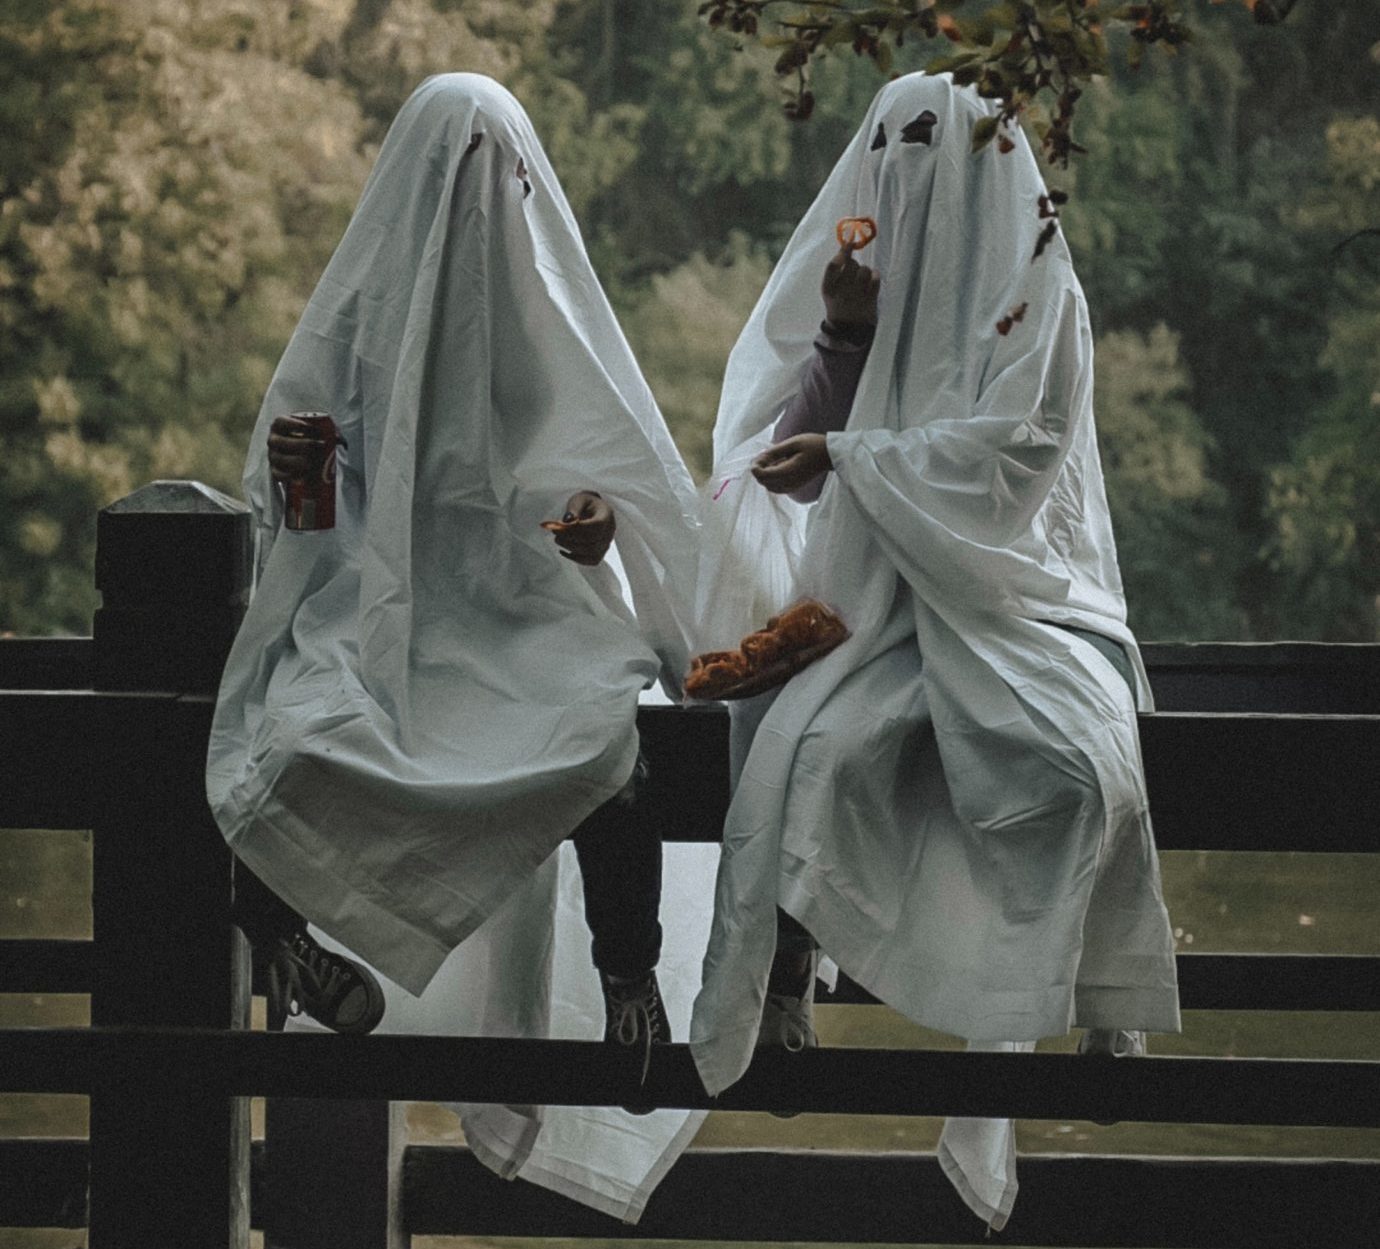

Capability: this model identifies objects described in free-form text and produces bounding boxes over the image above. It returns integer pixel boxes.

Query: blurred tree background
[1,0,1377,639]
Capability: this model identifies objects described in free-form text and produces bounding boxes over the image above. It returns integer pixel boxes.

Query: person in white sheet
[689,72,1181,1229]
[207,74,715,1220]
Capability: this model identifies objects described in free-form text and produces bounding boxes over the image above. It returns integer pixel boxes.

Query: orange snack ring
[740,629,787,667]
[836,216,877,251]
[685,651,751,696]
[540,519,577,534]
[686,599,850,701]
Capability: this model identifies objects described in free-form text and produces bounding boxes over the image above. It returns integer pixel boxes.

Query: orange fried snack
[684,599,850,701]
[835,216,877,251]
[540,519,577,534]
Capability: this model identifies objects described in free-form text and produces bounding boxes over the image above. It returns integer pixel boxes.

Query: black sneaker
[1077,1027,1146,1126]
[599,970,670,1114]
[756,948,819,1119]
[264,931,386,1035]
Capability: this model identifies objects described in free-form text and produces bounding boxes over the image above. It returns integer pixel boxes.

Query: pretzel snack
[836,216,878,251]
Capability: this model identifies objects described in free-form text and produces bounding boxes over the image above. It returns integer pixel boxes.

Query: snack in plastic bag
[685,599,849,701]
[835,216,877,251]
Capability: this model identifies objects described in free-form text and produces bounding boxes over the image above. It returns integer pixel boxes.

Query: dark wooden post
[265,1098,405,1248]
[89,480,253,1249]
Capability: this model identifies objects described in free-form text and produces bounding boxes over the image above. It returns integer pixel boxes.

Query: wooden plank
[1142,641,1380,713]
[263,1099,405,1249]
[822,954,1380,1012]
[0,689,100,828]
[87,691,249,1249]
[404,1147,1380,1248]
[1139,713,1380,851]
[4,1139,1377,1248]
[0,938,92,994]
[5,637,1375,705]
[0,638,93,690]
[87,481,252,1249]
[8,944,1368,1011]
[5,695,1380,851]
[0,1138,266,1231]
[1172,952,1380,1012]
[0,1138,88,1229]
[3,1029,1378,1128]
[588,708,1380,851]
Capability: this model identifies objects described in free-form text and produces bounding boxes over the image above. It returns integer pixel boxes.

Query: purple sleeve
[771,323,874,502]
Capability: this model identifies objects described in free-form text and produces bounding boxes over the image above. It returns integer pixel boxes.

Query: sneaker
[1077,1027,1145,1126]
[599,970,671,1114]
[264,931,386,1035]
[756,950,818,1118]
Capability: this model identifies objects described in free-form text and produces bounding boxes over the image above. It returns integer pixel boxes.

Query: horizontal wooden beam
[5,1139,1374,1248]
[1141,641,1380,714]
[0,638,92,691]
[0,939,92,994]
[404,1147,1380,1248]
[0,690,214,829]
[822,952,1380,1012]
[1,1028,1377,1128]
[5,944,1378,1014]
[1137,712,1380,851]
[5,693,1380,852]
[6,638,1377,698]
[0,1138,89,1229]
[591,707,1380,852]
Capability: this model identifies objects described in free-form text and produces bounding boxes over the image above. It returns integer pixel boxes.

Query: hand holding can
[273,411,344,531]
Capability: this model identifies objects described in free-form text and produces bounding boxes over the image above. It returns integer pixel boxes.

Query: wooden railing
[2,480,1378,1249]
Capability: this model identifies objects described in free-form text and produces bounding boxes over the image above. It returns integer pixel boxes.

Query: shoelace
[768,992,814,1052]
[606,978,663,1085]
[268,936,346,1023]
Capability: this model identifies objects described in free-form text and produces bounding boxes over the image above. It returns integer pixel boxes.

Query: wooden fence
[1,479,1378,1248]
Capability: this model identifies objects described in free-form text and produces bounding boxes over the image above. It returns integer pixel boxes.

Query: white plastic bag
[692,433,808,656]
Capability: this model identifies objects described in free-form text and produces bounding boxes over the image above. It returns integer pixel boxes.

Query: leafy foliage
[1,0,1377,641]
[697,1,1300,169]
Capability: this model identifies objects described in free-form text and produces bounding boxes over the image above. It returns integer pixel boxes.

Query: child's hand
[752,435,833,495]
[267,414,328,483]
[546,491,616,566]
[822,244,880,329]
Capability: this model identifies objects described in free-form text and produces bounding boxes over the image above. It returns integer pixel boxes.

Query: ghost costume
[689,74,1180,1228]
[206,74,712,1220]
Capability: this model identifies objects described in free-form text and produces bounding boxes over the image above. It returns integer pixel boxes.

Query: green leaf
[822,20,858,50]
[971,114,1000,151]
[926,51,983,75]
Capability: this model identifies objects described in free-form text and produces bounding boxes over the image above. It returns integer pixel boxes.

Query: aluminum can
[283,412,343,531]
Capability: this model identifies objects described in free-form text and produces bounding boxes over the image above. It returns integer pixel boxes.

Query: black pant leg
[572,817,663,980]
[231,862,304,955]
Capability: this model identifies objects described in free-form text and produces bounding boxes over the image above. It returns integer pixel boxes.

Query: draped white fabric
[689,73,1180,1228]
[207,73,711,1219]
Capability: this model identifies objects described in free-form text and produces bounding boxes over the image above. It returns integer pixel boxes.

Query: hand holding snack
[835,216,877,251]
[823,234,881,328]
[541,490,616,566]
[752,433,833,495]
[684,599,850,701]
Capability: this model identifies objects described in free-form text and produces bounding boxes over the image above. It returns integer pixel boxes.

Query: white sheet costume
[689,73,1180,1228]
[207,73,712,1221]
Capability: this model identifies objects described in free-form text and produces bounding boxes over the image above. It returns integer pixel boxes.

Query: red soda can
[283,411,345,531]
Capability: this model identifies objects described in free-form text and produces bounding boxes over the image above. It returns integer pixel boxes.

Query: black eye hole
[515,155,532,198]
[900,110,938,145]
[465,133,484,155]
[871,122,887,151]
